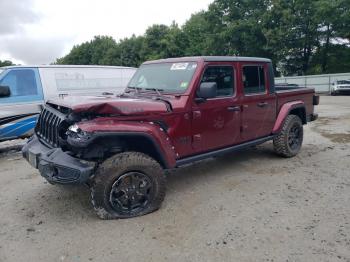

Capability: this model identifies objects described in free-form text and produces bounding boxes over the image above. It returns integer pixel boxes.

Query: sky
[0,0,213,65]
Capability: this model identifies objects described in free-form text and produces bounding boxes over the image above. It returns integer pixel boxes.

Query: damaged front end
[22,104,99,184]
[64,123,124,160]
[22,137,96,184]
[22,95,176,184]
[34,103,124,160]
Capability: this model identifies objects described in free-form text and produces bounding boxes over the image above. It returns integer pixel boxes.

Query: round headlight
[68,124,80,133]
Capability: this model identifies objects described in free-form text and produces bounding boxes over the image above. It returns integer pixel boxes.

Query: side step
[175,135,274,167]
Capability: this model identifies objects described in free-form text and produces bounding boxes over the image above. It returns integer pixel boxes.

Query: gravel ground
[0,95,349,262]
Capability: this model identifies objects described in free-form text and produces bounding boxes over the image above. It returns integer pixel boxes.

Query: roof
[143,56,272,64]
[1,65,136,70]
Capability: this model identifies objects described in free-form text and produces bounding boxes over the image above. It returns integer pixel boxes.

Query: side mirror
[196,82,217,102]
[0,86,10,98]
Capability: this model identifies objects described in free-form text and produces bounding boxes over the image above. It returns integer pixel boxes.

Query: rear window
[243,65,266,95]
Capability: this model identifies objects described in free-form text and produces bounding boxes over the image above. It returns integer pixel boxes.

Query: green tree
[312,0,350,73]
[206,0,269,56]
[118,35,144,67]
[56,41,92,65]
[141,24,171,60]
[161,22,188,58]
[0,60,14,67]
[182,12,211,56]
[56,36,118,65]
[55,0,350,76]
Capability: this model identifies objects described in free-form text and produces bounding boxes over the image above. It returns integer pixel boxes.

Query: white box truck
[0,65,136,142]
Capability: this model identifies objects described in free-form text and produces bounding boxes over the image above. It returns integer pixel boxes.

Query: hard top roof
[143,56,272,64]
[1,65,135,70]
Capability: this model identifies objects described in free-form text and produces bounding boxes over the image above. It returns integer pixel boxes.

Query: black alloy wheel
[288,123,302,151]
[109,171,153,214]
[273,114,304,157]
[90,152,166,219]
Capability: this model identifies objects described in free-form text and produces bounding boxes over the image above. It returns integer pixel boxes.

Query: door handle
[227,106,241,112]
[257,102,268,108]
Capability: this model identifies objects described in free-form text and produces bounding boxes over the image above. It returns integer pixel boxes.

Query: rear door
[191,63,241,153]
[240,63,276,141]
[0,68,43,141]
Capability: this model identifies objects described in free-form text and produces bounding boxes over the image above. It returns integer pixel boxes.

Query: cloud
[0,0,70,64]
[0,0,213,64]
[0,0,39,35]
[1,35,73,64]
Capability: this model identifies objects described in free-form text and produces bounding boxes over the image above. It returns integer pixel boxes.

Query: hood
[47,95,170,116]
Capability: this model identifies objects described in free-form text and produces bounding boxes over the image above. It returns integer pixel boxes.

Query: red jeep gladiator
[23,56,319,219]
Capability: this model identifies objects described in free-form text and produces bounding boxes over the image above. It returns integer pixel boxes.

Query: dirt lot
[0,96,349,262]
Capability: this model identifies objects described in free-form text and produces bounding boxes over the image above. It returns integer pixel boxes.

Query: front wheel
[273,115,303,158]
[90,152,166,219]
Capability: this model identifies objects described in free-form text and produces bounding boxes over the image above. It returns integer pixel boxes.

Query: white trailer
[0,65,137,141]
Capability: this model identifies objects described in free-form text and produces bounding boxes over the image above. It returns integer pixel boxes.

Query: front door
[240,64,276,141]
[0,68,43,141]
[191,64,241,153]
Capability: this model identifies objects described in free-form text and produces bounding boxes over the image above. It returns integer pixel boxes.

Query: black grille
[36,106,66,147]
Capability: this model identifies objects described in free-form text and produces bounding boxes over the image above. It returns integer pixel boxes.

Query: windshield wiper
[126,86,142,94]
[145,88,164,96]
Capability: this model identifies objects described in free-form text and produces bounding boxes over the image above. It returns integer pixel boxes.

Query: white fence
[275,72,350,93]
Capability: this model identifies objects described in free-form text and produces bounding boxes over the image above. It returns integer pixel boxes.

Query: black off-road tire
[273,114,303,158]
[90,152,166,219]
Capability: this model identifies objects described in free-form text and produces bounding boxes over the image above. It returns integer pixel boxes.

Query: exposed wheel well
[122,136,167,168]
[289,107,306,124]
[84,134,168,168]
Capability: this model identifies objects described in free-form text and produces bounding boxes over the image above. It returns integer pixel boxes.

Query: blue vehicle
[0,65,136,142]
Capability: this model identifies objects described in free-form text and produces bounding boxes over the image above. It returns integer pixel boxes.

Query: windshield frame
[126,62,199,95]
[0,68,6,78]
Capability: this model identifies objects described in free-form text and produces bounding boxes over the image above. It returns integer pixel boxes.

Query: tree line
[0,60,14,67]
[55,0,349,76]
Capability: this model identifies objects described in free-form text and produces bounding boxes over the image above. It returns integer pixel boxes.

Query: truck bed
[275,87,315,117]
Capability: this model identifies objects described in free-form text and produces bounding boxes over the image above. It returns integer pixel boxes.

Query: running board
[175,135,275,167]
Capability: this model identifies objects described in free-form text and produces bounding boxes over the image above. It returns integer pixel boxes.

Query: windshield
[128,62,197,93]
[0,68,5,77]
[337,80,350,85]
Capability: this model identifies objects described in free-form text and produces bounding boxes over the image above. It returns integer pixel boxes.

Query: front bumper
[332,88,350,94]
[22,135,96,184]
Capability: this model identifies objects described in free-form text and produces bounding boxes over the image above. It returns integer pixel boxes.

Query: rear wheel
[273,115,303,158]
[90,152,166,219]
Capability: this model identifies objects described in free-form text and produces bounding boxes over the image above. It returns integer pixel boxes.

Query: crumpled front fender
[75,119,177,168]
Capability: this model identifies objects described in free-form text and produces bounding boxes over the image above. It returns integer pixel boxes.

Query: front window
[0,69,38,96]
[200,66,234,97]
[128,62,197,93]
